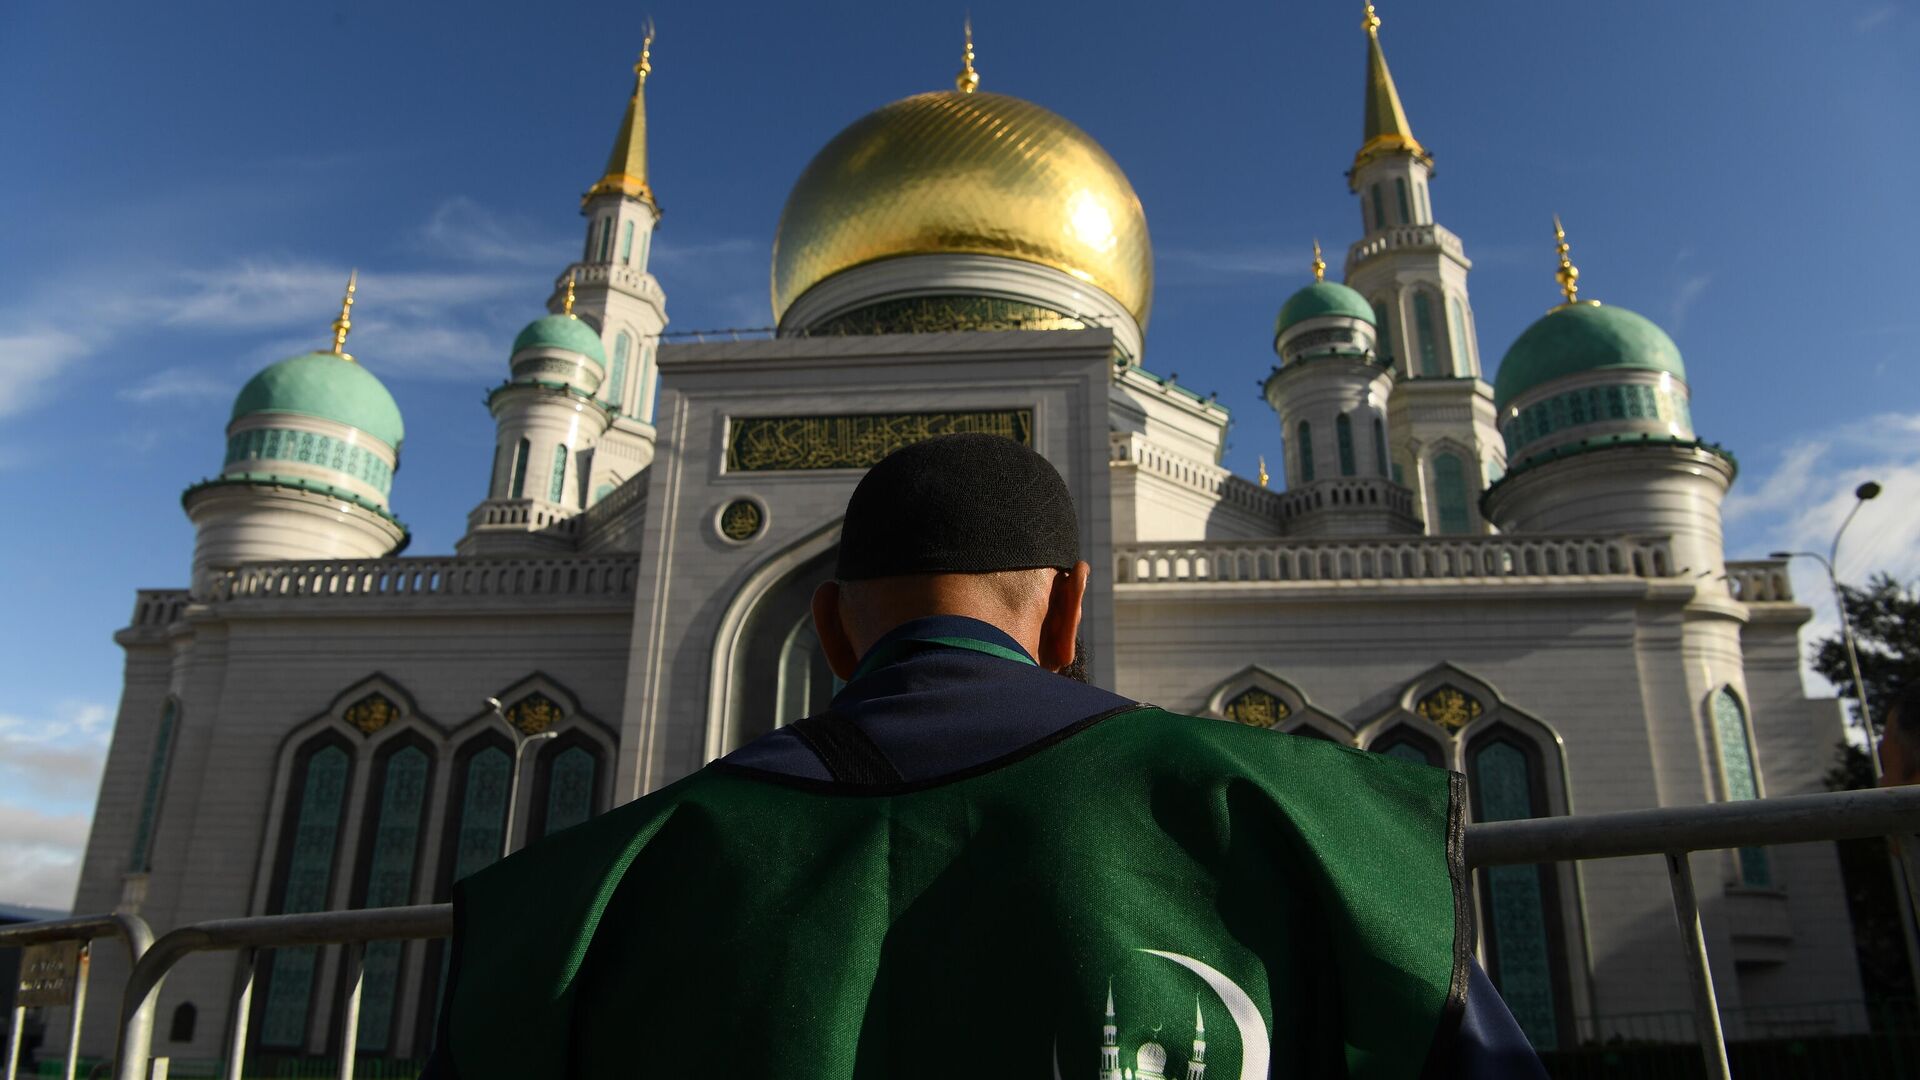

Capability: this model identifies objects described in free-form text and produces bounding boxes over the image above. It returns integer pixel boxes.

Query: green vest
[445,707,1468,1078]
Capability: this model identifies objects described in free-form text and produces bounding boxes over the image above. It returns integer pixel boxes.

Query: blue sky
[2,1,1917,907]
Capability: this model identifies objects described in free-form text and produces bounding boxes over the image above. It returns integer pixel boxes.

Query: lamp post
[1772,479,1883,773]
[487,696,557,859]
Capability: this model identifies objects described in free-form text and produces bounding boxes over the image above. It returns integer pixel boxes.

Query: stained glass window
[1473,739,1560,1050]
[548,444,569,503]
[1712,688,1771,886]
[129,701,178,872]
[1297,421,1314,483]
[260,742,351,1048]
[1433,453,1470,534]
[608,333,631,410]
[356,745,430,1053]
[453,746,511,884]
[1336,414,1357,477]
[540,747,598,838]
[1373,729,1442,767]
[1414,292,1439,376]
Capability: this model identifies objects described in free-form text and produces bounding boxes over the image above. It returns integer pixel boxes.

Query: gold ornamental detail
[506,693,563,735]
[725,409,1034,472]
[719,500,765,542]
[1223,688,1291,729]
[344,691,398,735]
[1416,685,1483,733]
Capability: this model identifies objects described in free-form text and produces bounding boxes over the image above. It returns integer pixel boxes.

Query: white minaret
[1263,243,1421,537]
[557,26,670,496]
[1185,1000,1207,1080]
[1340,3,1504,534]
[1101,983,1123,1080]
[183,273,408,597]
[459,275,615,554]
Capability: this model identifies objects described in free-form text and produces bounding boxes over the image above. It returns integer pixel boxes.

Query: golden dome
[771,91,1153,328]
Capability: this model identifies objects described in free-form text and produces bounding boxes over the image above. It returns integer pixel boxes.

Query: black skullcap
[836,434,1079,580]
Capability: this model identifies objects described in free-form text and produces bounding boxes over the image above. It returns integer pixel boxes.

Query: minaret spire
[562,271,578,317]
[1553,214,1592,307]
[329,269,358,362]
[585,22,658,207]
[1353,2,1431,179]
[956,16,980,93]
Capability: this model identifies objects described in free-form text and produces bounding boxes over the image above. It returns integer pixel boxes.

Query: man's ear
[1037,561,1090,672]
[811,580,861,681]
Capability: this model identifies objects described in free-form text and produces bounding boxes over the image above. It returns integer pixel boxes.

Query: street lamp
[1772,479,1882,772]
[487,696,557,858]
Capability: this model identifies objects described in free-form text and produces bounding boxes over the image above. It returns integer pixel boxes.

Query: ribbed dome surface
[772,91,1153,328]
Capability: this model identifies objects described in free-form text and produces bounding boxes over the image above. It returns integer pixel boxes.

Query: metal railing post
[1666,851,1731,1080]
[4,1005,23,1080]
[337,943,364,1080]
[63,945,89,1080]
[221,949,254,1080]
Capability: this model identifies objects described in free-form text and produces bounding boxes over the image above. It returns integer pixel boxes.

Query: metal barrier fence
[5,785,1920,1080]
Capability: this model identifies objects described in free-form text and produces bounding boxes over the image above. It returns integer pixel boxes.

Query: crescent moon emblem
[1138,948,1272,1080]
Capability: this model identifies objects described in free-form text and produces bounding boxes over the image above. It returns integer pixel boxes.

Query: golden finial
[956,16,980,94]
[1553,214,1583,307]
[329,269,357,361]
[1311,239,1326,283]
[1258,455,1270,488]
[636,19,654,86]
[562,271,578,317]
[1363,1,1382,34]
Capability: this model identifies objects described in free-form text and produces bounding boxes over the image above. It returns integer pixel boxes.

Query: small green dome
[231,352,405,451]
[1276,281,1376,337]
[512,315,606,364]
[1494,302,1686,409]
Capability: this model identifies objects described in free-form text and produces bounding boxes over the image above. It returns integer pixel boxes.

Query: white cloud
[0,328,93,417]
[1855,5,1898,32]
[0,805,91,912]
[1669,273,1713,332]
[413,196,575,268]
[119,366,235,405]
[1723,411,1920,694]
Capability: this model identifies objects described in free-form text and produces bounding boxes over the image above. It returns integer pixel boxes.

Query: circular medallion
[717,498,766,543]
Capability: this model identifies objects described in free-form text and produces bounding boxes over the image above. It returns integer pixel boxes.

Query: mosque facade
[66,8,1862,1064]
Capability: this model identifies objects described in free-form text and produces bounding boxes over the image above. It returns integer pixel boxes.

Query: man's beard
[1059,635,1089,683]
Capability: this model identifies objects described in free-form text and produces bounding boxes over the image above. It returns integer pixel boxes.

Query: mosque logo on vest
[1056,949,1271,1080]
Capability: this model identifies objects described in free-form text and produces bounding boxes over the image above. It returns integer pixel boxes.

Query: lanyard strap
[849,633,1038,683]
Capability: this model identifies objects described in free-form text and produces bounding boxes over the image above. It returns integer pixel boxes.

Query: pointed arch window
[129,700,179,873]
[1296,421,1315,483]
[1433,452,1470,534]
[1336,413,1357,477]
[1711,688,1771,887]
[1370,183,1387,230]
[1468,731,1570,1051]
[1370,726,1443,767]
[1371,299,1393,364]
[510,439,530,499]
[1413,292,1440,376]
[594,217,613,262]
[1395,178,1412,224]
[1448,297,1469,375]
[548,444,569,503]
[637,229,651,270]
[421,736,512,1053]
[1373,417,1390,478]
[619,220,635,263]
[258,736,353,1049]
[529,734,605,841]
[350,740,432,1053]
[608,332,631,411]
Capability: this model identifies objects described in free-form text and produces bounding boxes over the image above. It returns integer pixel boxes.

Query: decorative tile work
[1221,687,1290,728]
[225,428,394,495]
[1416,684,1482,732]
[343,693,398,736]
[261,744,350,1047]
[1474,740,1560,1050]
[356,746,428,1052]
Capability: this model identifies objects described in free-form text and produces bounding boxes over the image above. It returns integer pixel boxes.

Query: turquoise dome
[231,352,405,451]
[1276,281,1375,336]
[1494,302,1686,409]
[512,315,606,364]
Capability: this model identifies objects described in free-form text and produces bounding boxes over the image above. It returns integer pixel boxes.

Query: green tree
[1815,572,1920,1010]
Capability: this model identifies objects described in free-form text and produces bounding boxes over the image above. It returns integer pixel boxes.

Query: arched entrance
[705,523,841,759]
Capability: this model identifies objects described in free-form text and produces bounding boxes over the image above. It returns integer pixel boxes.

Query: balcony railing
[7,787,1917,1080]
[1115,534,1676,585]
[210,554,638,604]
[1727,558,1797,603]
